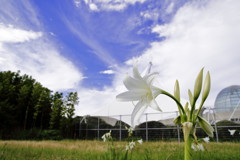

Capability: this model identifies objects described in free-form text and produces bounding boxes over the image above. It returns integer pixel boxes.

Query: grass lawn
[0,140,240,160]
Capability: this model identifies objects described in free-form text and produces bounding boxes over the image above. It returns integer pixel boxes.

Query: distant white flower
[202,137,210,143]
[228,129,236,136]
[198,144,205,151]
[101,130,112,142]
[125,141,136,151]
[137,139,143,144]
[116,65,162,127]
[125,126,133,136]
[191,143,205,151]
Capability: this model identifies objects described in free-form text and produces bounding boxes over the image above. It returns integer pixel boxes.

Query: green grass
[0,140,240,160]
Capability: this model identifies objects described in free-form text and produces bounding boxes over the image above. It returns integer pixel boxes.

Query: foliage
[0,70,79,139]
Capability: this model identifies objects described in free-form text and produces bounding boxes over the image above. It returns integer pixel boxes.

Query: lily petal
[123,75,147,90]
[131,99,147,128]
[151,86,161,98]
[143,72,159,85]
[116,91,145,101]
[133,65,143,80]
[149,99,162,111]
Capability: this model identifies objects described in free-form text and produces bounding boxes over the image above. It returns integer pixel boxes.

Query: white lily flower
[228,129,236,136]
[202,137,210,143]
[116,65,162,127]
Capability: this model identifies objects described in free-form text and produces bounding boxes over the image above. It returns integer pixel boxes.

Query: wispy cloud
[61,16,118,66]
[99,69,115,74]
[0,24,42,42]
[75,0,147,11]
[0,0,83,91]
[128,0,240,105]
[77,0,240,115]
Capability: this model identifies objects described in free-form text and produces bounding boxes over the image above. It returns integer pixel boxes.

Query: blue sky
[1,0,240,116]
[29,0,187,88]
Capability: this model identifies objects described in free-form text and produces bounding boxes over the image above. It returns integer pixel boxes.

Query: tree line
[0,70,79,139]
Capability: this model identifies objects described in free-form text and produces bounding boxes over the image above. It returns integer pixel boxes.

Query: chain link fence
[75,107,240,142]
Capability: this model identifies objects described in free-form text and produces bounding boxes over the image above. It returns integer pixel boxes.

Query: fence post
[120,115,122,141]
[176,111,181,143]
[146,113,148,142]
[97,117,100,140]
[213,109,219,142]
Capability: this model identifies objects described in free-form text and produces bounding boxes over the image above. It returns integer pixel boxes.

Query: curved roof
[214,85,240,112]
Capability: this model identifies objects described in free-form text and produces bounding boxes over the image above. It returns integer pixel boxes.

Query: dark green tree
[17,75,35,130]
[61,92,79,138]
[0,71,79,139]
[33,88,52,130]
[49,92,64,130]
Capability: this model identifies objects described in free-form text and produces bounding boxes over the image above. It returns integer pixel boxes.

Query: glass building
[214,85,240,112]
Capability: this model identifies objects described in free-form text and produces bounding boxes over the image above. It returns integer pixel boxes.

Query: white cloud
[166,2,175,14]
[0,24,42,43]
[62,17,117,66]
[99,69,115,74]
[80,0,147,11]
[73,0,81,7]
[129,0,240,105]
[89,3,99,11]
[0,26,83,91]
[77,0,240,117]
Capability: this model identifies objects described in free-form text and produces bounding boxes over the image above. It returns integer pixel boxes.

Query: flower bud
[174,80,180,101]
[188,89,193,106]
[193,68,203,100]
[202,71,211,103]
[197,116,214,137]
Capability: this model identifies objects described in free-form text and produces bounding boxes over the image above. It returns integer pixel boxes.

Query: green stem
[184,135,192,160]
[160,90,185,115]
[182,122,193,160]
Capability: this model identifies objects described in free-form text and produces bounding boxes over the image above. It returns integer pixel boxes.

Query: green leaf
[202,71,211,103]
[173,115,181,124]
[197,115,214,137]
[184,102,189,113]
[193,68,203,101]
[174,80,180,101]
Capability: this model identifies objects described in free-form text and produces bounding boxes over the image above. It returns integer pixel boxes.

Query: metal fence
[76,108,240,142]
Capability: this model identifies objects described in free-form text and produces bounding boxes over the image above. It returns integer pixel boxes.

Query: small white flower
[191,143,197,151]
[125,126,133,136]
[129,141,135,150]
[101,130,112,142]
[125,141,136,151]
[191,143,205,151]
[228,129,236,136]
[198,144,205,151]
[116,65,162,127]
[202,137,210,143]
[137,139,143,144]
